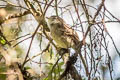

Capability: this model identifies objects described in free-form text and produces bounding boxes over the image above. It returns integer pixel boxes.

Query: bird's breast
[50,27,68,48]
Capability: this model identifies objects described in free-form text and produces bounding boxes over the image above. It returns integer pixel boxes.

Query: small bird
[46,16,79,49]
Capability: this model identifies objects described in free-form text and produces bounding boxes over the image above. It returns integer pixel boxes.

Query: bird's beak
[46,17,50,19]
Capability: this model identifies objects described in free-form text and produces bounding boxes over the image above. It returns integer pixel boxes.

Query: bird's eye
[51,16,57,20]
[50,23,54,26]
[52,17,56,20]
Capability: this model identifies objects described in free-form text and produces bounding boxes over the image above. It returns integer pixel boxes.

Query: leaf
[49,46,53,59]
[0,36,6,45]
[25,66,31,70]
[0,30,11,46]
[0,63,7,80]
[0,74,6,80]
[59,62,64,66]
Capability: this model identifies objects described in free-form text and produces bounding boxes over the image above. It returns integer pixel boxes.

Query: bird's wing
[63,23,79,44]
[57,17,79,45]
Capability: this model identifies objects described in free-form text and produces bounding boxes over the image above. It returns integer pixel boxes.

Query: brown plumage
[47,16,79,49]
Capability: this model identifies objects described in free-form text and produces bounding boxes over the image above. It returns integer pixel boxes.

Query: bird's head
[46,16,64,27]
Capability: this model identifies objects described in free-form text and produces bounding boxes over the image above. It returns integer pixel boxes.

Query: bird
[46,16,79,49]
[47,16,81,77]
